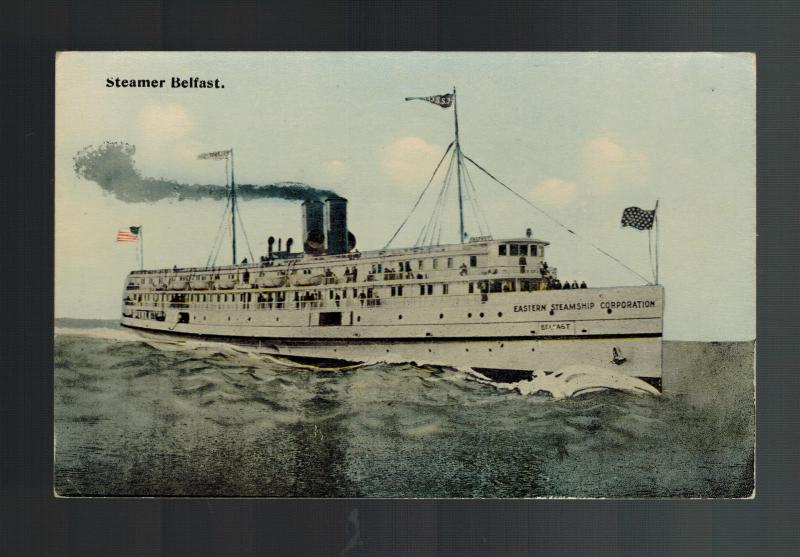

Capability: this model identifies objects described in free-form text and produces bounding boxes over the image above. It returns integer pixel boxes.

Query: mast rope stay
[427,148,458,246]
[461,153,652,284]
[234,198,256,263]
[417,146,456,247]
[384,141,455,249]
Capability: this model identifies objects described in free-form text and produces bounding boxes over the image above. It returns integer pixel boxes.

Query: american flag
[621,207,656,230]
[116,226,140,242]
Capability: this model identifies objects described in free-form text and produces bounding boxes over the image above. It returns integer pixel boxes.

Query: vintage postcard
[54,52,755,497]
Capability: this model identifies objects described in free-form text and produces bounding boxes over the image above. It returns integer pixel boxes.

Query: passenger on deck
[563,281,571,289]
[572,280,579,289]
[580,281,587,289]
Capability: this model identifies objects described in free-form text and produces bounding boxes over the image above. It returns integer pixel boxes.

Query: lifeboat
[216,279,235,289]
[257,275,286,288]
[292,274,324,286]
[190,279,210,290]
[169,280,188,290]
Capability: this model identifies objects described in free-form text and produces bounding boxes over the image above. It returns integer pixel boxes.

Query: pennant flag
[116,227,140,242]
[621,207,656,230]
[198,150,231,160]
[404,93,454,108]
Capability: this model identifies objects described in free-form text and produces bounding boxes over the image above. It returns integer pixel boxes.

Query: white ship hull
[122,285,663,386]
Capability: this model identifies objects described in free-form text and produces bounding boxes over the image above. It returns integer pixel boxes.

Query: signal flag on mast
[404,94,453,108]
[197,150,231,160]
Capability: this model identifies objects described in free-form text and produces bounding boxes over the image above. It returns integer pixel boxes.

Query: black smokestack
[73,142,342,203]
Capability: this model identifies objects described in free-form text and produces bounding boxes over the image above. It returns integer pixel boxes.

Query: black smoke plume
[73,142,341,203]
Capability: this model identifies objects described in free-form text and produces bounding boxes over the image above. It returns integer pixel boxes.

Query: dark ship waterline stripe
[121,324,661,344]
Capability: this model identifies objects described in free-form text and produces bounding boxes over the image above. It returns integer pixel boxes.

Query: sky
[55,52,755,340]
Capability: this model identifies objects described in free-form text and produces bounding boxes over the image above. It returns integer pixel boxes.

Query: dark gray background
[2,0,798,555]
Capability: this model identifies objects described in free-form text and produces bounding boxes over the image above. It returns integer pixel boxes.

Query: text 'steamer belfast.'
[119,89,665,390]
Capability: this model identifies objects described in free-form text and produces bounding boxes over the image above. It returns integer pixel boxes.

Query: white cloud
[532,178,577,207]
[326,159,349,177]
[381,137,443,188]
[137,103,193,143]
[583,136,646,194]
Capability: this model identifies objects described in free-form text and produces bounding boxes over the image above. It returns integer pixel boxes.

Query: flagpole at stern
[654,199,660,285]
[139,225,144,270]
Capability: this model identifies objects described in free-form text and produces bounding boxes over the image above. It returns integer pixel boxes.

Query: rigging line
[431,150,456,245]
[417,147,456,247]
[206,195,231,267]
[457,149,482,237]
[234,199,255,262]
[461,148,489,236]
[211,218,229,267]
[428,148,457,246]
[384,141,455,249]
[418,146,455,247]
[211,208,232,267]
[462,153,652,284]
[461,152,491,237]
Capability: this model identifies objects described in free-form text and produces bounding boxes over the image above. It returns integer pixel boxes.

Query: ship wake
[460,365,660,400]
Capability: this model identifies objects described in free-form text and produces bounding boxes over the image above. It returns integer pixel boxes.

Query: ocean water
[54,320,754,498]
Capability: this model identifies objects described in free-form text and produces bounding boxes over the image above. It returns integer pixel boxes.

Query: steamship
[120,90,664,388]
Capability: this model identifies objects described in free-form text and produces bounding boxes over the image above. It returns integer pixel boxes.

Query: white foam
[460,364,660,400]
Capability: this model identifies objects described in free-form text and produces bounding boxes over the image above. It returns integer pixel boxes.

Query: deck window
[520,245,528,256]
[427,284,433,295]
[447,257,453,268]
[470,255,477,267]
[510,244,519,256]
[530,245,538,256]
[498,245,507,256]
[469,282,474,293]
[433,259,439,269]
[442,284,449,295]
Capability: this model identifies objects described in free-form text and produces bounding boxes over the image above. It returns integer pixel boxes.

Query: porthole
[465,348,469,352]
[549,309,555,316]
[479,312,484,318]
[531,347,535,352]
[247,317,251,321]
[488,348,492,352]
[276,317,279,321]
[227,316,231,321]
[439,313,444,319]
[607,308,613,314]
[398,315,403,320]
[357,316,361,322]
[497,312,503,317]
[428,348,432,352]
[468,313,472,318]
